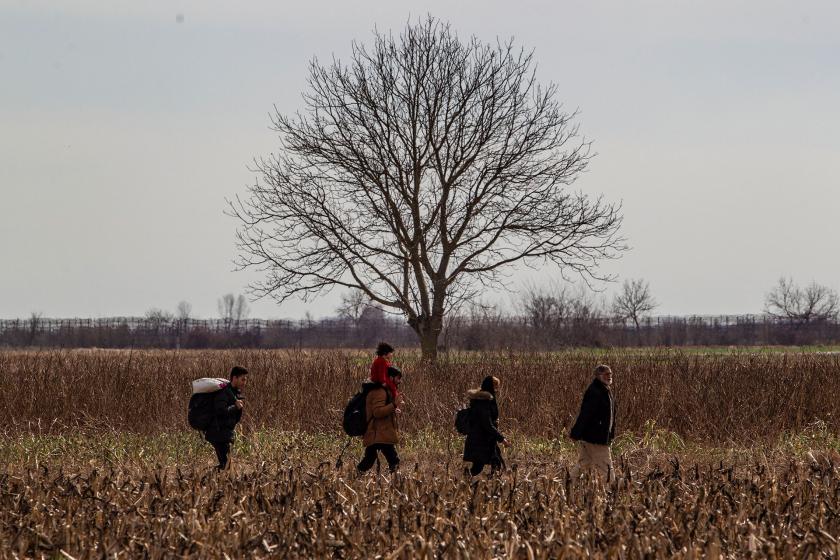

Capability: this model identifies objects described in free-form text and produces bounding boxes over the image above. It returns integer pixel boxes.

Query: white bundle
[191,377,229,395]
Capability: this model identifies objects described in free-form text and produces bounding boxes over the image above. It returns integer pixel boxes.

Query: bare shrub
[218,293,250,329]
[765,277,839,324]
[519,283,606,346]
[612,278,658,329]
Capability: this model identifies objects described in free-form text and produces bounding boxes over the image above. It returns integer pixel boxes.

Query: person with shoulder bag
[357,366,403,473]
[463,375,510,476]
[205,366,248,470]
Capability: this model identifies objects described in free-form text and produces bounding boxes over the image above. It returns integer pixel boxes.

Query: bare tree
[176,301,193,322]
[336,290,370,327]
[27,312,43,346]
[234,295,250,321]
[612,278,658,329]
[765,277,839,324]
[336,289,388,333]
[519,282,605,346]
[231,17,624,361]
[358,303,386,328]
[145,308,174,332]
[520,283,570,333]
[218,293,250,328]
[174,300,193,336]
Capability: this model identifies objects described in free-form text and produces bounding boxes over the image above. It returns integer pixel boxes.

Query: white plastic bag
[191,377,228,395]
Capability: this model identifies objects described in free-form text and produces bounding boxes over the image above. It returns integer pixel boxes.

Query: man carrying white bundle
[204,366,248,470]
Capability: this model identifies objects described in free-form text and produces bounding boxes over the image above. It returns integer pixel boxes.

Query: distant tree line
[3,279,838,349]
[2,313,839,350]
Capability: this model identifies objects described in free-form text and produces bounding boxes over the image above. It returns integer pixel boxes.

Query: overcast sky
[2,0,838,319]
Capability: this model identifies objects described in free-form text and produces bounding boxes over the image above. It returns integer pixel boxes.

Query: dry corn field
[3,453,840,558]
[2,348,840,558]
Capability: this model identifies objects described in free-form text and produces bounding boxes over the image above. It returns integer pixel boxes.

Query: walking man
[357,366,402,473]
[206,366,248,470]
[569,364,616,483]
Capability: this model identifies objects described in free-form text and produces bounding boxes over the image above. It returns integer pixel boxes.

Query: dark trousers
[469,449,503,476]
[209,440,231,470]
[470,462,487,476]
[469,461,502,476]
[357,444,400,472]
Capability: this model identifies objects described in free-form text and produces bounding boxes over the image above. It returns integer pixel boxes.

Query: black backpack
[188,391,220,431]
[455,407,472,435]
[342,382,387,437]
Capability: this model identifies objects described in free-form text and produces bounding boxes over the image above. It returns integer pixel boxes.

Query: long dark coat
[462,390,505,466]
[205,384,242,443]
[569,378,616,445]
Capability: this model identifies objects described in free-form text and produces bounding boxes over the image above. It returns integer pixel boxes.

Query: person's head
[376,342,395,360]
[594,364,613,387]
[230,366,249,390]
[480,375,501,396]
[387,365,403,388]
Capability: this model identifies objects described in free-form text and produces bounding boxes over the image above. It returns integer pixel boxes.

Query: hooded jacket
[569,378,616,445]
[362,382,399,446]
[462,379,506,465]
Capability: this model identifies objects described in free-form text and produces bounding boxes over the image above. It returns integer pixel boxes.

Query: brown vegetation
[2,349,840,558]
[2,349,838,443]
[2,451,839,559]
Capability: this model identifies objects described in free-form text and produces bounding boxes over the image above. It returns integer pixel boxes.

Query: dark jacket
[569,378,615,445]
[463,389,505,466]
[206,384,242,443]
[363,383,398,446]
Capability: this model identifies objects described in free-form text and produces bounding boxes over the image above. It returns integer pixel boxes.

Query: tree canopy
[231,17,624,360]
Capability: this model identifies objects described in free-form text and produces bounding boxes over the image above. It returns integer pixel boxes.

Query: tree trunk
[410,314,443,363]
[420,331,440,363]
[632,316,641,346]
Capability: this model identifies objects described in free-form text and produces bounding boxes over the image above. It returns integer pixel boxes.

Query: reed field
[2,348,840,558]
[2,348,839,441]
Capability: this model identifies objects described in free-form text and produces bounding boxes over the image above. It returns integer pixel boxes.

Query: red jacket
[370,356,399,404]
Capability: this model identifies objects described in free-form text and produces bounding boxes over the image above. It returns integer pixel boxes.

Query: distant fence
[0,317,416,349]
[1,314,839,349]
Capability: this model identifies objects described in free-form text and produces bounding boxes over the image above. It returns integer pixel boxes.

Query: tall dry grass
[2,349,838,443]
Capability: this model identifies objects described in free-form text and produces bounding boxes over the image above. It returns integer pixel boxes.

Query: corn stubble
[2,458,839,559]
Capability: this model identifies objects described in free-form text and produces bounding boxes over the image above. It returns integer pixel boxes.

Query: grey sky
[2,0,838,319]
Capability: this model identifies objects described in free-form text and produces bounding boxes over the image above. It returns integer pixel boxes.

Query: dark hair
[376,342,394,357]
[480,375,498,396]
[230,366,249,378]
[387,366,402,378]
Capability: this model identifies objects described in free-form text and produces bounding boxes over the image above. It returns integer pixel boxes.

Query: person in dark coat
[463,376,510,476]
[205,366,248,470]
[569,364,616,482]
